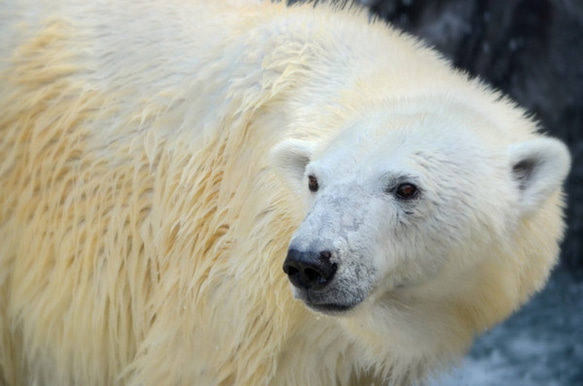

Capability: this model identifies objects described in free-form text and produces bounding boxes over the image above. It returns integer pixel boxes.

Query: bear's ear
[508,138,571,216]
[270,139,317,192]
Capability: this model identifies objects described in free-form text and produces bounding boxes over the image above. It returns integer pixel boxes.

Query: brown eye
[395,183,418,200]
[308,175,319,192]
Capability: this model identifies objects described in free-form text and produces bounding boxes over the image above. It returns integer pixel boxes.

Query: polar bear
[0,0,570,385]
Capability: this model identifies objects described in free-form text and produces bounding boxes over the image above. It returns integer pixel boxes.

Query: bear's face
[272,109,570,315]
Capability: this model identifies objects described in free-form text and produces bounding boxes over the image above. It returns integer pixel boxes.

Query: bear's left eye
[394,183,419,200]
[308,175,319,192]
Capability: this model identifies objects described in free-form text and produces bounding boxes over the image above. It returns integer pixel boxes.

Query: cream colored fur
[0,0,570,385]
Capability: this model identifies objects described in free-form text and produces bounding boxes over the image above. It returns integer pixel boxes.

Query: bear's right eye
[395,183,419,200]
[308,175,319,192]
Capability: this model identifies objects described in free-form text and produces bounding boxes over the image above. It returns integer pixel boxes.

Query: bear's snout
[283,249,337,291]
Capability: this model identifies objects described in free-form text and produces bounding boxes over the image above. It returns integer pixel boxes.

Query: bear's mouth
[296,285,368,315]
[305,301,355,315]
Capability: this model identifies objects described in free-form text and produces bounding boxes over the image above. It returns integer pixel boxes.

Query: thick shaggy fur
[0,0,570,385]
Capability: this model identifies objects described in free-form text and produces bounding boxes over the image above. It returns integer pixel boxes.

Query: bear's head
[271,101,570,320]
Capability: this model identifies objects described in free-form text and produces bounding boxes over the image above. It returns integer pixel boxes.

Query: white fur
[0,0,570,385]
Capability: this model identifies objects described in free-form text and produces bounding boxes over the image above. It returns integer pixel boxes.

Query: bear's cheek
[364,209,454,292]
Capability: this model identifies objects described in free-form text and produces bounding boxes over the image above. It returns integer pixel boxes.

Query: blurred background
[290,0,583,384]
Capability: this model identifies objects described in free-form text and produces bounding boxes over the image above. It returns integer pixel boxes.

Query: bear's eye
[395,183,418,200]
[308,175,319,192]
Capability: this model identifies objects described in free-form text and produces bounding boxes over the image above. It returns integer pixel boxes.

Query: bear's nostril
[303,267,322,283]
[283,264,298,276]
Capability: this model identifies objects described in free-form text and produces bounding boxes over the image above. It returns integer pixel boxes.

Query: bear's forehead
[315,123,489,167]
[308,118,505,188]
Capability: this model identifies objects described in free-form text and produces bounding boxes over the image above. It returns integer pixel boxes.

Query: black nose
[282,249,338,290]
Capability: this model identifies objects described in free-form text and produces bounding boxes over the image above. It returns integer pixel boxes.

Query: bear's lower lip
[305,302,355,314]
